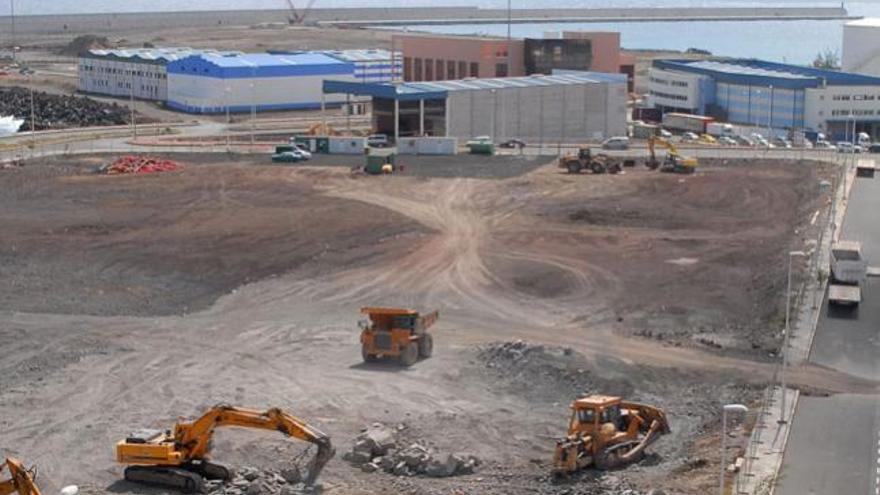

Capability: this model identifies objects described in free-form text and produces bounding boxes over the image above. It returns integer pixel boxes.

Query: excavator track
[187,460,231,480]
[124,466,203,493]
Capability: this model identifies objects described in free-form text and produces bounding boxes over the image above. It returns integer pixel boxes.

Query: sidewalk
[737,386,799,495]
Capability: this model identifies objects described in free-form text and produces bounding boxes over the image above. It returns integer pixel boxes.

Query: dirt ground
[0,153,869,495]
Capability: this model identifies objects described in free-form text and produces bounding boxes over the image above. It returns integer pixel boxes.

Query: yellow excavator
[116,405,334,493]
[1,458,40,495]
[646,137,698,174]
[553,395,670,477]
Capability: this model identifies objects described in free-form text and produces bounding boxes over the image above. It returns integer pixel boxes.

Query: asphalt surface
[776,169,880,495]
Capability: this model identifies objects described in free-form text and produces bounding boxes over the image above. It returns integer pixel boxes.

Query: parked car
[601,136,630,150]
[773,137,792,148]
[868,143,880,154]
[499,138,527,149]
[750,134,771,147]
[718,136,738,146]
[367,134,389,148]
[734,135,754,146]
[680,132,699,142]
[659,128,673,139]
[698,134,717,145]
[293,143,312,159]
[837,142,864,153]
[271,150,306,163]
[815,140,837,150]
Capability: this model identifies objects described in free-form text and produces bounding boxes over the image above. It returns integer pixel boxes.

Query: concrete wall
[446,81,626,143]
[78,57,167,101]
[394,34,525,81]
[166,73,357,114]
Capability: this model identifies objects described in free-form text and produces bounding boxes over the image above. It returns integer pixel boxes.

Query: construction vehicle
[1,458,40,495]
[306,122,339,136]
[559,147,623,174]
[116,405,334,493]
[552,395,670,477]
[829,240,867,306]
[285,0,318,25]
[646,137,698,174]
[359,307,439,366]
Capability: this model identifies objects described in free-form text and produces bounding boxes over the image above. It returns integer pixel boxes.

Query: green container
[468,142,495,155]
[315,137,330,154]
[275,144,295,154]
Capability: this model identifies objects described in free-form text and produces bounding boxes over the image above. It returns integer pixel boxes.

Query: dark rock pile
[0,87,131,130]
[343,423,480,478]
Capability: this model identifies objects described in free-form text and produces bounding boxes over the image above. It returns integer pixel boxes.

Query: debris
[98,155,182,175]
[0,87,133,131]
[344,423,480,478]
[59,35,112,56]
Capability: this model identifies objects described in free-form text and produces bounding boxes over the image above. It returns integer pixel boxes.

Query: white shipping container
[328,137,366,154]
[397,138,458,155]
[416,138,457,155]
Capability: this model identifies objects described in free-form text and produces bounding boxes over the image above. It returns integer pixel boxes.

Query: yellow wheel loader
[116,405,334,493]
[552,395,670,477]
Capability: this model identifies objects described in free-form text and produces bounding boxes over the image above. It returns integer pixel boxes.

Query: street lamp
[719,403,748,495]
[780,249,806,423]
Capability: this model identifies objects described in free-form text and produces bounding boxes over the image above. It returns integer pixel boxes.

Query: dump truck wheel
[362,345,378,363]
[418,333,434,358]
[566,161,581,174]
[399,342,419,366]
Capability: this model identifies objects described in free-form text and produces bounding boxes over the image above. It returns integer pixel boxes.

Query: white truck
[829,240,867,306]
[661,113,713,134]
[706,122,737,138]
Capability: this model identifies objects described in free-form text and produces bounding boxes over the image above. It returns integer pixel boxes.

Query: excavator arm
[174,405,334,486]
[0,459,41,495]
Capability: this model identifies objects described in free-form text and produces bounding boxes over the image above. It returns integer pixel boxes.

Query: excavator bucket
[303,437,335,486]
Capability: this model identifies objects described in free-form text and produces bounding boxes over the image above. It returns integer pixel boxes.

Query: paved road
[776,170,880,495]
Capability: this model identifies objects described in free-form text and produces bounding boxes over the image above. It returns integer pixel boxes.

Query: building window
[447,60,456,80]
[404,57,412,81]
[435,59,444,81]
[425,58,434,81]
[495,63,508,77]
[458,61,467,79]
[470,62,479,78]
[414,58,423,82]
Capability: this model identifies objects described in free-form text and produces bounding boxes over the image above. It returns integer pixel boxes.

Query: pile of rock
[203,466,310,495]
[343,423,480,478]
[0,87,134,131]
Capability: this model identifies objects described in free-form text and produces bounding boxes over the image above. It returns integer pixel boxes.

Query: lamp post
[780,249,806,423]
[719,403,748,495]
[225,85,231,151]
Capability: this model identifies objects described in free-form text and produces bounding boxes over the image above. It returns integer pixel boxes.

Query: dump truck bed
[829,283,861,305]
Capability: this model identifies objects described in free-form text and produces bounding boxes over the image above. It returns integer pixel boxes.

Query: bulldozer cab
[577,147,592,161]
[568,396,626,436]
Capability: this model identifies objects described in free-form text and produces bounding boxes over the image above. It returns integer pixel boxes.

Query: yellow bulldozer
[646,137,698,174]
[116,405,334,493]
[1,458,41,495]
[359,307,439,366]
[552,395,670,477]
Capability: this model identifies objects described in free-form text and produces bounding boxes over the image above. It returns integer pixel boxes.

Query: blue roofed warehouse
[166,53,357,114]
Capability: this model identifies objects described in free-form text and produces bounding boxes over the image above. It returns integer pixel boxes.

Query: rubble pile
[343,423,480,478]
[203,466,311,495]
[0,88,131,130]
[59,35,113,56]
[98,155,183,175]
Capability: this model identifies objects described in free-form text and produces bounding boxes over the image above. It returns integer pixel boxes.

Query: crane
[116,405,334,493]
[285,0,319,25]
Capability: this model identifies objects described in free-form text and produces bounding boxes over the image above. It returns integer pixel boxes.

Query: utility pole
[130,73,137,140]
[506,0,512,77]
[28,76,34,149]
[10,0,15,62]
[250,67,256,148]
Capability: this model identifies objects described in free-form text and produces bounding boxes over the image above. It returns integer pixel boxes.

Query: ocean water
[5,0,880,64]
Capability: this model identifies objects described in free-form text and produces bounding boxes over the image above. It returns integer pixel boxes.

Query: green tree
[813,49,841,70]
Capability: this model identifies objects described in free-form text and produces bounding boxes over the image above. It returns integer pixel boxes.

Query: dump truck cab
[359,307,438,366]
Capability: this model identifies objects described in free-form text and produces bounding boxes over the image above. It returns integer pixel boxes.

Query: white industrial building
[271,49,402,84]
[166,53,358,114]
[843,18,880,75]
[648,58,880,140]
[323,71,627,143]
[77,47,238,101]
